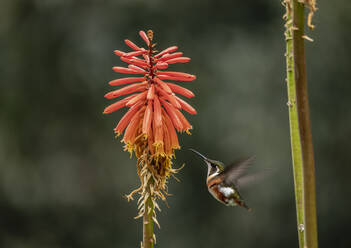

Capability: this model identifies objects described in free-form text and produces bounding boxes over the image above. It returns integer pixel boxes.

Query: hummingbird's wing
[236,169,271,188]
[221,156,255,186]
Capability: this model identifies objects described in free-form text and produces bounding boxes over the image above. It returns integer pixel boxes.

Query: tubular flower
[104,30,196,234]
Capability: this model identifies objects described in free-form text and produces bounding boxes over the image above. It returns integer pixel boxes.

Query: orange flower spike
[147,84,155,100]
[106,30,197,150]
[142,101,153,136]
[126,91,147,107]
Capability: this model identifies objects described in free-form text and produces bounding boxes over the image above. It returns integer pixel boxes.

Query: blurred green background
[1,0,351,247]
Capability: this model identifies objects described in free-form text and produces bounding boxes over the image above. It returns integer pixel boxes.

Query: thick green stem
[143,193,154,248]
[284,3,305,247]
[292,1,318,247]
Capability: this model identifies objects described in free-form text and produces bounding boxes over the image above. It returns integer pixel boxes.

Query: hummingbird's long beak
[189,149,209,162]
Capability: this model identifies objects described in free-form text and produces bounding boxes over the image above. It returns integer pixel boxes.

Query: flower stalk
[283,2,304,246]
[283,1,318,248]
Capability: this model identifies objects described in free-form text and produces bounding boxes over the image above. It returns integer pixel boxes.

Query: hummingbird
[190,149,254,211]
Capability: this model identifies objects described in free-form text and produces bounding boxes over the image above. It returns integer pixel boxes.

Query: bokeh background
[1,0,351,247]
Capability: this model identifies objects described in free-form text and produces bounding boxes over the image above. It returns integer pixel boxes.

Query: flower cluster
[104,30,196,158]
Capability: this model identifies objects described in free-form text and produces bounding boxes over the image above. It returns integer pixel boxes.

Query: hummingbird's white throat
[206,162,220,179]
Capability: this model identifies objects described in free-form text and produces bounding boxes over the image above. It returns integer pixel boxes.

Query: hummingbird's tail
[239,201,252,212]
[244,204,252,212]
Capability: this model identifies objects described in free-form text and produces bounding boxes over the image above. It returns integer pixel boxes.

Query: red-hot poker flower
[104,30,196,157]
[104,31,196,241]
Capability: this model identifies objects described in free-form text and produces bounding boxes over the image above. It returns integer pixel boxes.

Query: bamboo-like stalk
[143,193,154,248]
[284,1,318,247]
[283,2,305,247]
[292,1,318,247]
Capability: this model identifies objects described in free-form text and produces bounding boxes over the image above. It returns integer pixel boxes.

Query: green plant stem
[143,194,154,248]
[284,2,305,247]
[292,1,318,247]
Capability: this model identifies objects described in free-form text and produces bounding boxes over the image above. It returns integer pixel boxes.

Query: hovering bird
[189,149,255,211]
